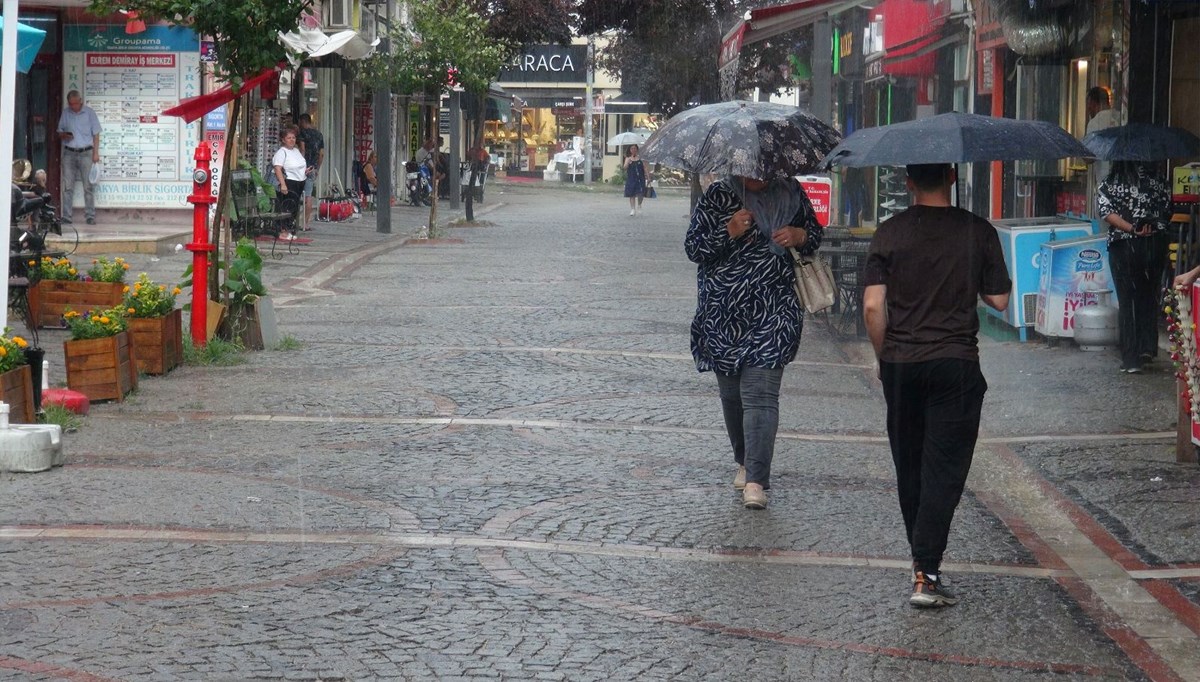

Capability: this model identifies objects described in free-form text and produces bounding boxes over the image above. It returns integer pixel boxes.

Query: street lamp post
[583,36,594,185]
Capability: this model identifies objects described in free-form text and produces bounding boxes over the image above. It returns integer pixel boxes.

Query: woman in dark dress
[623,145,646,216]
[1097,160,1169,374]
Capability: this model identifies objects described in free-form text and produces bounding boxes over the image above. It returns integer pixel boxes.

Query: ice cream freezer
[985,216,1097,341]
[1034,234,1117,341]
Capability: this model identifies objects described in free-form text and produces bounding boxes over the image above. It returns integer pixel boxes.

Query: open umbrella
[1082,122,1200,161]
[641,100,841,181]
[819,112,1091,169]
[606,130,650,147]
[0,16,46,74]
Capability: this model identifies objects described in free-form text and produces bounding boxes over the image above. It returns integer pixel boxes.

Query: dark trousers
[880,358,987,575]
[716,366,784,489]
[1108,233,1167,369]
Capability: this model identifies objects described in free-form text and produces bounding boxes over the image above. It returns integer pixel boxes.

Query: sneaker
[60,216,72,224]
[86,217,96,225]
[1124,365,1143,374]
[733,466,746,490]
[629,209,635,216]
[742,483,767,509]
[910,571,958,608]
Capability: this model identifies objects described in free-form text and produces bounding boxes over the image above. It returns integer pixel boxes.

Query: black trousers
[1108,233,1167,369]
[880,358,987,575]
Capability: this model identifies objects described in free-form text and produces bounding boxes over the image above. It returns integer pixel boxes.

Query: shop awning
[719,0,868,70]
[0,16,46,74]
[873,0,938,77]
[279,27,378,64]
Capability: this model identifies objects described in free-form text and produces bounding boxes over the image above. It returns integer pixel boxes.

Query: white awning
[279,27,379,64]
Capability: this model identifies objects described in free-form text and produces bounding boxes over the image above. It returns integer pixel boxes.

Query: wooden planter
[128,309,183,375]
[64,331,137,402]
[0,365,35,423]
[219,297,277,351]
[29,280,125,329]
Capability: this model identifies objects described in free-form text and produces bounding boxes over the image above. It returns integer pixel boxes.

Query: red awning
[161,65,282,123]
[873,0,937,77]
[718,0,866,69]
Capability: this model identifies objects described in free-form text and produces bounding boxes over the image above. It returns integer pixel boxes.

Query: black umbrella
[1081,122,1200,161]
[641,100,842,181]
[819,112,1092,169]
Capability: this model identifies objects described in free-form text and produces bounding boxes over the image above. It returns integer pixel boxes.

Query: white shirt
[273,146,307,182]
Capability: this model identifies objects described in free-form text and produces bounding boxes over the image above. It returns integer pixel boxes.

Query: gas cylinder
[1074,290,1119,351]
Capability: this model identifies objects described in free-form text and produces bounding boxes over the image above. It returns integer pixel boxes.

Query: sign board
[64,25,200,208]
[865,58,884,83]
[1174,163,1200,197]
[498,44,587,83]
[798,175,832,227]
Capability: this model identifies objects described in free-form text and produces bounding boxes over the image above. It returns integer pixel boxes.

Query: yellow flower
[159,285,165,291]
[92,259,98,264]
[0,348,8,358]
[172,287,182,295]
[26,260,34,267]
[127,308,136,315]
[134,283,141,290]
[99,316,110,324]
[123,286,130,293]
[122,263,130,270]
[64,311,79,319]
[68,268,77,275]
[12,337,27,348]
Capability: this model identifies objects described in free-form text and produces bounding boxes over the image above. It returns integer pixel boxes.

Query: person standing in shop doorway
[57,90,102,225]
[1085,86,1117,211]
[863,163,1011,609]
[297,113,324,230]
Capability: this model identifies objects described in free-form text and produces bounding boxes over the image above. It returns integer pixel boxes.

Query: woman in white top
[272,127,309,238]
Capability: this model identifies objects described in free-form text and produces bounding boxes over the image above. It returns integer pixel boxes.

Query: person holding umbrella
[862,164,1011,608]
[1097,161,1170,374]
[623,145,647,216]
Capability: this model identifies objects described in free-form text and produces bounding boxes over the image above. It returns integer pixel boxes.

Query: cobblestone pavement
[1,183,1199,681]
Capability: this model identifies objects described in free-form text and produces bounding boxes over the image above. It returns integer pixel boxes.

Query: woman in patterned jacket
[686,175,822,509]
[1098,161,1169,374]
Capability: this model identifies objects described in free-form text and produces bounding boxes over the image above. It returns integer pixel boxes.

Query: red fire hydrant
[185,142,216,347]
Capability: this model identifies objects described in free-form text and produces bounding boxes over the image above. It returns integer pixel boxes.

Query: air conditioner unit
[323,0,352,29]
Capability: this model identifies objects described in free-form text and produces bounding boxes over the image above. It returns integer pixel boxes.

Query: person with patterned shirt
[1097,161,1170,374]
[685,175,822,510]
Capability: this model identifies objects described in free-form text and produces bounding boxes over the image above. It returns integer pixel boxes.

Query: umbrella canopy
[607,130,650,147]
[0,17,46,74]
[641,100,842,181]
[1082,122,1200,161]
[819,112,1092,169]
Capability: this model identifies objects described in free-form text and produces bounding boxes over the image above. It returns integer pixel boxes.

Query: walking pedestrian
[272,127,307,240]
[862,163,1011,608]
[297,113,324,230]
[623,145,647,216]
[686,175,822,510]
[1098,161,1170,373]
[57,90,102,225]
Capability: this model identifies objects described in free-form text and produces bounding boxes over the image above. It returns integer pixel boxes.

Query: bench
[229,169,297,257]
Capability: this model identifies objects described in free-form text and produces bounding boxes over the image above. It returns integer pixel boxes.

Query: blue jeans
[715,366,784,489]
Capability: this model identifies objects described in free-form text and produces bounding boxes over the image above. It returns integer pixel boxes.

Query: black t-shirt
[864,205,1011,363]
[298,127,324,168]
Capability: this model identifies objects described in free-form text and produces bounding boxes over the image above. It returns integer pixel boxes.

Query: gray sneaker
[910,572,958,608]
[733,466,746,490]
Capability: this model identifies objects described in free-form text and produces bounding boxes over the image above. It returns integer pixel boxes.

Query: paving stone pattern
[0,184,1196,680]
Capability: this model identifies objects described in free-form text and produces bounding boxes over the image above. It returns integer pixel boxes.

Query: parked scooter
[405,160,432,207]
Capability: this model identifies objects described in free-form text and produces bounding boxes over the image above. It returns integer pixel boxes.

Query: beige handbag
[790,247,836,314]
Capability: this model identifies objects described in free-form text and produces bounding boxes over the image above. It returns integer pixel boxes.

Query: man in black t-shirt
[297,113,324,229]
[862,163,1011,609]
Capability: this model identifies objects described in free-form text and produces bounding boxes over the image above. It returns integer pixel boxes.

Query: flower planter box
[0,365,35,423]
[128,309,183,375]
[29,280,125,329]
[64,331,137,402]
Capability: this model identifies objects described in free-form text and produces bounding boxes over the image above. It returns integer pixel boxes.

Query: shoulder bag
[789,247,835,314]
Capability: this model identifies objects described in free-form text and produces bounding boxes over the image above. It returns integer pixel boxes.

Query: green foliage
[88,0,311,84]
[183,336,247,366]
[239,160,277,212]
[355,0,509,97]
[124,273,181,318]
[64,306,128,341]
[87,256,130,284]
[273,334,301,351]
[221,238,268,305]
[40,403,83,432]
[30,255,79,281]
[0,329,30,375]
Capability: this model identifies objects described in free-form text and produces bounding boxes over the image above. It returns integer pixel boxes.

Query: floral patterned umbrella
[640,101,842,181]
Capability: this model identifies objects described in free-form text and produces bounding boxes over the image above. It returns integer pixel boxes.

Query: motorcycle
[405,160,432,207]
[10,183,60,262]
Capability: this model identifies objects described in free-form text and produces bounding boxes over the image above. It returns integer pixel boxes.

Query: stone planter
[128,309,183,375]
[64,331,137,402]
[29,280,125,329]
[0,364,35,423]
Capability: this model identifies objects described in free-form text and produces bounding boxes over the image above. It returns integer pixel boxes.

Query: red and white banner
[798,175,832,227]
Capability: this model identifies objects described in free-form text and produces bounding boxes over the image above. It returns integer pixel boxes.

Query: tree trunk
[428,104,439,235]
[209,96,241,302]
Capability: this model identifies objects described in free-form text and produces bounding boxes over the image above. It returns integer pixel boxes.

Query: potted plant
[218,238,277,350]
[62,306,137,402]
[0,329,35,423]
[28,255,128,328]
[124,273,184,375]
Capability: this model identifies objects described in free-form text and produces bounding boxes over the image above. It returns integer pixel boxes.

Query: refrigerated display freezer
[986,216,1097,341]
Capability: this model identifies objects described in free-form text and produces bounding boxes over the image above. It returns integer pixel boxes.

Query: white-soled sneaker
[733,466,746,490]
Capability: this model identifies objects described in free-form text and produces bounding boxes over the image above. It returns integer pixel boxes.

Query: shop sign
[556,115,581,129]
[798,175,832,227]
[1174,163,1200,196]
[63,24,201,208]
[498,44,587,83]
[204,107,226,132]
[865,58,884,82]
[977,48,994,95]
[551,100,577,116]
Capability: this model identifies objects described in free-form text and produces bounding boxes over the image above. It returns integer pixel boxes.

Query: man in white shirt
[1085,86,1118,210]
